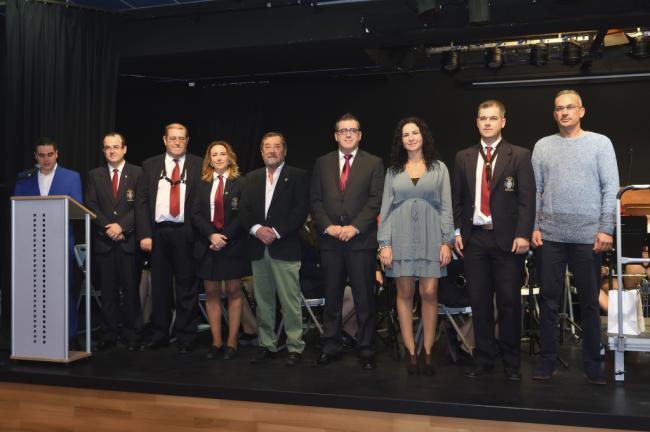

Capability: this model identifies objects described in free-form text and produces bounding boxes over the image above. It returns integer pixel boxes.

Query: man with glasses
[531,90,619,385]
[310,113,384,370]
[136,123,202,353]
[85,133,142,351]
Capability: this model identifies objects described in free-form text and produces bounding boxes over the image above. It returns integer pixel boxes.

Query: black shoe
[223,346,237,360]
[92,339,116,352]
[312,352,340,367]
[250,347,275,364]
[584,370,606,385]
[532,367,558,381]
[405,352,419,375]
[422,352,435,376]
[285,352,302,367]
[178,342,194,354]
[361,356,377,371]
[504,367,522,381]
[206,345,222,360]
[465,365,493,378]
[141,338,169,351]
[238,333,258,347]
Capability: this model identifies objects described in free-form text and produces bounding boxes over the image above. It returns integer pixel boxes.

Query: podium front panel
[12,199,68,359]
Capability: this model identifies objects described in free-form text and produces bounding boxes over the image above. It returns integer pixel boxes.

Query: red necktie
[480,146,492,216]
[112,168,119,200]
[340,154,352,192]
[212,175,224,230]
[170,159,180,217]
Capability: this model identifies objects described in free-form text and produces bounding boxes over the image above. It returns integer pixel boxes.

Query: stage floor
[1,334,649,431]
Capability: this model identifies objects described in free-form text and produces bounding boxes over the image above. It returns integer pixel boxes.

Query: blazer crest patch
[504,176,515,192]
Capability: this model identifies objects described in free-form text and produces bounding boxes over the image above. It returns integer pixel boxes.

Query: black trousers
[320,248,376,358]
[464,228,525,369]
[150,224,198,344]
[537,240,602,373]
[95,246,141,342]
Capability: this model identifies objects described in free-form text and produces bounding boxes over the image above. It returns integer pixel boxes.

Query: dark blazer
[135,153,202,243]
[310,149,384,251]
[452,140,536,252]
[191,175,247,259]
[240,164,309,261]
[85,163,142,254]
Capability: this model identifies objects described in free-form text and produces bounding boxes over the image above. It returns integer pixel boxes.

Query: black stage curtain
[2,0,120,323]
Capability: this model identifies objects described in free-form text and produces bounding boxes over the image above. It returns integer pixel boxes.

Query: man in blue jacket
[14,137,83,344]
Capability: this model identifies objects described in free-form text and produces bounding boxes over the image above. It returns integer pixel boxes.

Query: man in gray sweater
[531,89,619,385]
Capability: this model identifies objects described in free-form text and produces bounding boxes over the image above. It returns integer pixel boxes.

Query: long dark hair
[389,117,439,174]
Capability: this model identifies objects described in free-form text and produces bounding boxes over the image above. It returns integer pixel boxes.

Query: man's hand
[440,243,452,267]
[338,225,358,242]
[511,237,530,255]
[209,233,228,251]
[140,237,153,252]
[105,223,124,241]
[375,271,384,286]
[593,232,613,253]
[255,226,277,245]
[379,247,393,269]
[531,230,543,248]
[454,235,464,258]
[325,225,342,238]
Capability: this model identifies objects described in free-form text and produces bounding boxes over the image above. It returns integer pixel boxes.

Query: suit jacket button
[113,211,117,215]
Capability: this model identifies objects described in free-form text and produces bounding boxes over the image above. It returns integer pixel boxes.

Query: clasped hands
[255,226,277,245]
[325,225,358,242]
[209,233,229,250]
[105,223,125,242]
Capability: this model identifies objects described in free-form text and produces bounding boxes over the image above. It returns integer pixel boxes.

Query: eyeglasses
[167,136,188,143]
[554,105,581,112]
[336,128,360,136]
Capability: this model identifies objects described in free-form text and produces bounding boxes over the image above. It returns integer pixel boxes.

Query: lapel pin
[284,177,288,182]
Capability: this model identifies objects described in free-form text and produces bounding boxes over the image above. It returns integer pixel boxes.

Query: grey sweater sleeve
[597,137,619,235]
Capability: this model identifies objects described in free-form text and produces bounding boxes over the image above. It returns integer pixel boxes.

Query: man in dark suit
[240,132,309,367]
[310,113,384,370]
[14,137,83,342]
[85,132,142,352]
[452,100,535,381]
[135,123,202,353]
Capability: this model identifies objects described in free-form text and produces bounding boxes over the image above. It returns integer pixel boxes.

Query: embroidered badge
[504,177,515,192]
[126,189,135,202]
[231,197,239,211]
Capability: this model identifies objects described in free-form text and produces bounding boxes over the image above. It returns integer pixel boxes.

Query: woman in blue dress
[378,117,454,375]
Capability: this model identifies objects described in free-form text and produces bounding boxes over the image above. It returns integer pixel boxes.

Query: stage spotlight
[469,0,489,24]
[629,35,650,59]
[562,41,582,65]
[486,47,504,70]
[415,0,440,16]
[442,50,460,73]
[530,43,549,66]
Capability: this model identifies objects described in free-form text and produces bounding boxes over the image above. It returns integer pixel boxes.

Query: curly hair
[388,117,439,174]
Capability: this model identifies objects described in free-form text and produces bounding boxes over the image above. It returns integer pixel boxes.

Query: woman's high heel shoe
[406,351,420,375]
[422,351,435,376]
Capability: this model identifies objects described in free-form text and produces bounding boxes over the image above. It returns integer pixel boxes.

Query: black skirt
[196,250,251,281]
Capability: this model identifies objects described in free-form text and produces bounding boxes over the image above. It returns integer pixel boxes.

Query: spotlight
[530,43,549,66]
[562,41,582,65]
[442,50,460,73]
[486,47,503,70]
[629,36,650,59]
[469,0,489,24]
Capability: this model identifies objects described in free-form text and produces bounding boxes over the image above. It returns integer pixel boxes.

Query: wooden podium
[10,195,96,363]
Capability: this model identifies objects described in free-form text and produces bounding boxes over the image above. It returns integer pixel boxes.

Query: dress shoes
[584,370,606,385]
[465,365,493,378]
[206,345,222,360]
[312,353,340,367]
[285,352,302,367]
[422,352,435,376]
[223,346,237,360]
[140,339,169,351]
[405,352,419,375]
[250,347,276,364]
[361,356,377,371]
[531,367,558,381]
[92,339,116,352]
[178,342,194,354]
[504,367,522,381]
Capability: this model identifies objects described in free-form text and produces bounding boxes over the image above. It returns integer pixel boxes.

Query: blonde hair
[477,99,506,117]
[201,141,240,182]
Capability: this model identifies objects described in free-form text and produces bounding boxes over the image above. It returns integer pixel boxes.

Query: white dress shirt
[250,163,284,238]
[108,160,126,191]
[209,170,229,221]
[155,154,187,223]
[37,163,57,196]
[472,138,501,225]
[338,148,359,174]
